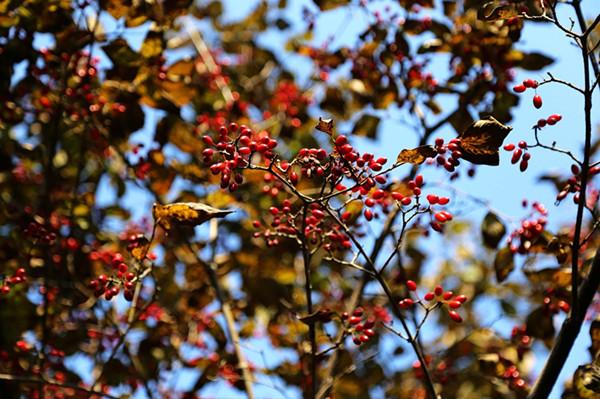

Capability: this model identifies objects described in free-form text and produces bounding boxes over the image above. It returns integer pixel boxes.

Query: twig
[189,220,256,399]
[299,205,317,398]
[185,18,234,105]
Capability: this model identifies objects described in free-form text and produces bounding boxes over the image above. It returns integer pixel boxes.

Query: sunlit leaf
[140,29,164,59]
[396,145,437,165]
[152,202,234,230]
[478,2,520,21]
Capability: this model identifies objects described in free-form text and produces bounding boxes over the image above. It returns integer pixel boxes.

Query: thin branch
[192,220,256,399]
[540,72,585,94]
[185,17,234,105]
[299,205,317,398]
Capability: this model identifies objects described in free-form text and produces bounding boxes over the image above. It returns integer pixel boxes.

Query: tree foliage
[0,0,599,398]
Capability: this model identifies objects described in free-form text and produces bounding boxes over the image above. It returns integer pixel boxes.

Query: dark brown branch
[528,247,600,399]
[299,205,317,398]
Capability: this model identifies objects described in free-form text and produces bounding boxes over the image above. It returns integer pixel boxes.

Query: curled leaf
[458,116,513,166]
[396,145,437,165]
[315,117,334,135]
[152,202,234,230]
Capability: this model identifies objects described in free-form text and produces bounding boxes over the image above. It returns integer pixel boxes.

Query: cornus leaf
[152,202,234,230]
[396,145,437,165]
[315,117,334,135]
[458,116,513,166]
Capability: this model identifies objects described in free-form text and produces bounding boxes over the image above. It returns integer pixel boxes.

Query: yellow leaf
[152,202,234,230]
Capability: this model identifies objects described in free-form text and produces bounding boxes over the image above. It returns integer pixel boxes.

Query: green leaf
[481,212,506,249]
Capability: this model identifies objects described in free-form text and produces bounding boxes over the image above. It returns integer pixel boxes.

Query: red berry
[503,143,515,151]
[513,84,526,93]
[454,295,468,303]
[406,280,417,291]
[448,301,461,309]
[520,160,528,172]
[442,291,453,300]
[349,316,362,325]
[426,194,439,204]
[533,95,542,109]
[558,300,570,313]
[523,79,538,89]
[449,310,463,322]
[335,135,347,146]
[537,119,547,128]
[424,292,435,301]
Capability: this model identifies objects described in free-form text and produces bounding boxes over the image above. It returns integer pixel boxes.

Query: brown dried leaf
[396,145,437,165]
[315,117,334,135]
[458,116,513,166]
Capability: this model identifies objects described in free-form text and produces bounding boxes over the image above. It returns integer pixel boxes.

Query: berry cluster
[536,113,562,128]
[412,356,455,385]
[88,252,136,301]
[400,281,467,323]
[507,201,548,254]
[556,163,600,204]
[0,268,26,295]
[513,78,542,108]
[341,307,378,345]
[432,137,464,173]
[202,123,277,192]
[511,324,533,358]
[24,221,57,245]
[503,141,531,172]
[501,363,528,392]
[542,287,570,315]
[267,80,311,127]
